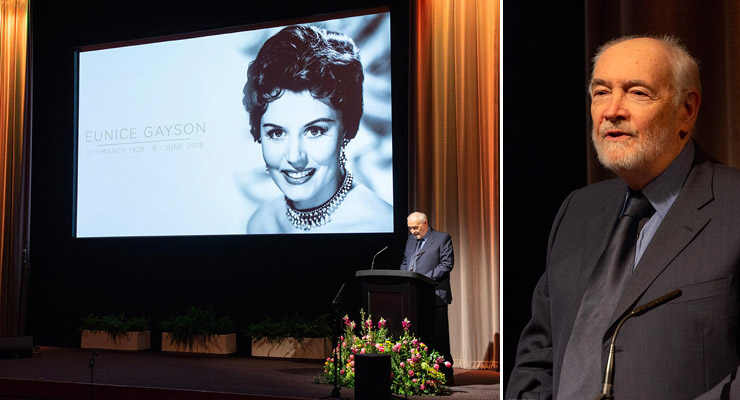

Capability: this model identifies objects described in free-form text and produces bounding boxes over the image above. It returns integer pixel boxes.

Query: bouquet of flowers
[322,310,451,396]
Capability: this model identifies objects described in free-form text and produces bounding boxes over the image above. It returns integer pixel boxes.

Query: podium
[354,270,437,345]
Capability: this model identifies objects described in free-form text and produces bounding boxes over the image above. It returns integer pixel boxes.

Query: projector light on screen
[76,10,394,238]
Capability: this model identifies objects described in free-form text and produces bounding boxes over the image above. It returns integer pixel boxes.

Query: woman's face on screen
[260,90,345,210]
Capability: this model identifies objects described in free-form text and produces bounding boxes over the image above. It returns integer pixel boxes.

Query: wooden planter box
[81,330,151,351]
[161,332,237,355]
[251,337,331,360]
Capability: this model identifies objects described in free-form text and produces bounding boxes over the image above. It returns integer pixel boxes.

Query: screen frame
[70,4,407,239]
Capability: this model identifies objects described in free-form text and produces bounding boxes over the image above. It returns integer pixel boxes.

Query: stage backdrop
[19,0,411,350]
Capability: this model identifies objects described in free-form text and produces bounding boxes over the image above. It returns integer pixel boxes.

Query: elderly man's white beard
[591,120,673,173]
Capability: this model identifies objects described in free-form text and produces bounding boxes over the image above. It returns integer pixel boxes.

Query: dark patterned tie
[410,239,423,272]
[558,191,655,399]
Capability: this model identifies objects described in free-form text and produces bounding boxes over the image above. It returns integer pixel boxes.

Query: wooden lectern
[354,270,437,345]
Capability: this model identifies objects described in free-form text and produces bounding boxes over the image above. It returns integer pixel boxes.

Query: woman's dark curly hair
[243,25,364,142]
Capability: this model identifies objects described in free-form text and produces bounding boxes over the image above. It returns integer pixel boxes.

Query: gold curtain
[0,0,30,336]
[414,0,499,370]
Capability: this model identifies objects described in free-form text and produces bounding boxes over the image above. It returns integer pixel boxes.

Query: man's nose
[602,92,629,122]
[286,135,308,170]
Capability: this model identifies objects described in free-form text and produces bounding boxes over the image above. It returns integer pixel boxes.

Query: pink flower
[340,369,345,375]
[350,354,354,360]
[413,378,417,383]
[400,362,405,368]
[444,361,452,368]
[352,368,355,373]
[403,340,408,345]
[326,357,331,362]
[365,318,373,329]
[378,318,387,328]
[408,370,415,376]
[360,348,366,354]
[434,363,440,370]
[402,318,411,331]
[420,384,426,390]
[351,361,355,367]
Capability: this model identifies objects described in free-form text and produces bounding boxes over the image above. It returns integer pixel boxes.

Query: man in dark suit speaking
[400,211,454,383]
[507,35,740,399]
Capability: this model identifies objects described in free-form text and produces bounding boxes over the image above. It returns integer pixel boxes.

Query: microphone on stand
[332,283,346,306]
[370,246,388,270]
[595,289,682,400]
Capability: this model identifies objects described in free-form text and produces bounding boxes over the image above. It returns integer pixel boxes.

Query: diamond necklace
[285,170,353,231]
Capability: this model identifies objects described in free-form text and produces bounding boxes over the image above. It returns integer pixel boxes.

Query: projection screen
[75,10,393,237]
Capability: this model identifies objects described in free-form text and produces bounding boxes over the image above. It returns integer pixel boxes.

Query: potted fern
[247,314,332,360]
[80,313,151,351]
[160,306,237,355]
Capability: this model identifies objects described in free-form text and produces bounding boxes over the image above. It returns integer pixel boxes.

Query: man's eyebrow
[589,78,655,91]
[622,80,655,91]
[590,78,607,88]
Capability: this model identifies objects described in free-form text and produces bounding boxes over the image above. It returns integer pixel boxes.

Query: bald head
[407,212,429,239]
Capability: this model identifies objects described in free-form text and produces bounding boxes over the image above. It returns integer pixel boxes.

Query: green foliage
[160,306,236,348]
[80,312,149,340]
[321,310,450,396]
[246,314,332,344]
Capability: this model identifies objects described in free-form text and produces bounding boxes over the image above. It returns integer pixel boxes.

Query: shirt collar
[638,140,695,218]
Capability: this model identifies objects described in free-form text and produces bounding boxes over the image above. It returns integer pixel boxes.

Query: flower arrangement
[321,310,450,396]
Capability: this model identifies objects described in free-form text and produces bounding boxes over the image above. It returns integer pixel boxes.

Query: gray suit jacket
[507,147,740,400]
[400,229,454,305]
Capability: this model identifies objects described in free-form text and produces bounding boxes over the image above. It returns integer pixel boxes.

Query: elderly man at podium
[400,211,455,384]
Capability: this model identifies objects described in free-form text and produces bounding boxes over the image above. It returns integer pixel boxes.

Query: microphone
[595,289,682,400]
[370,246,388,270]
[332,283,346,306]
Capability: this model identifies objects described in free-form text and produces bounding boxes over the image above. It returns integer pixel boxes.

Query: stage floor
[0,346,499,400]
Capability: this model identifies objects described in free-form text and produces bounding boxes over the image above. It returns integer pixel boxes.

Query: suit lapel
[417,230,438,272]
[559,184,626,345]
[606,155,715,333]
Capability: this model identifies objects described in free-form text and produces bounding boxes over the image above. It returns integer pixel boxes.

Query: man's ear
[679,90,701,134]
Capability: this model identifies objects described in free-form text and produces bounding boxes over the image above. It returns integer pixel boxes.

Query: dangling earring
[339,138,349,171]
[265,166,270,174]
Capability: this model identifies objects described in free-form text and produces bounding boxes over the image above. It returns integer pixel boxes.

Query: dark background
[27,0,411,351]
[503,0,587,390]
